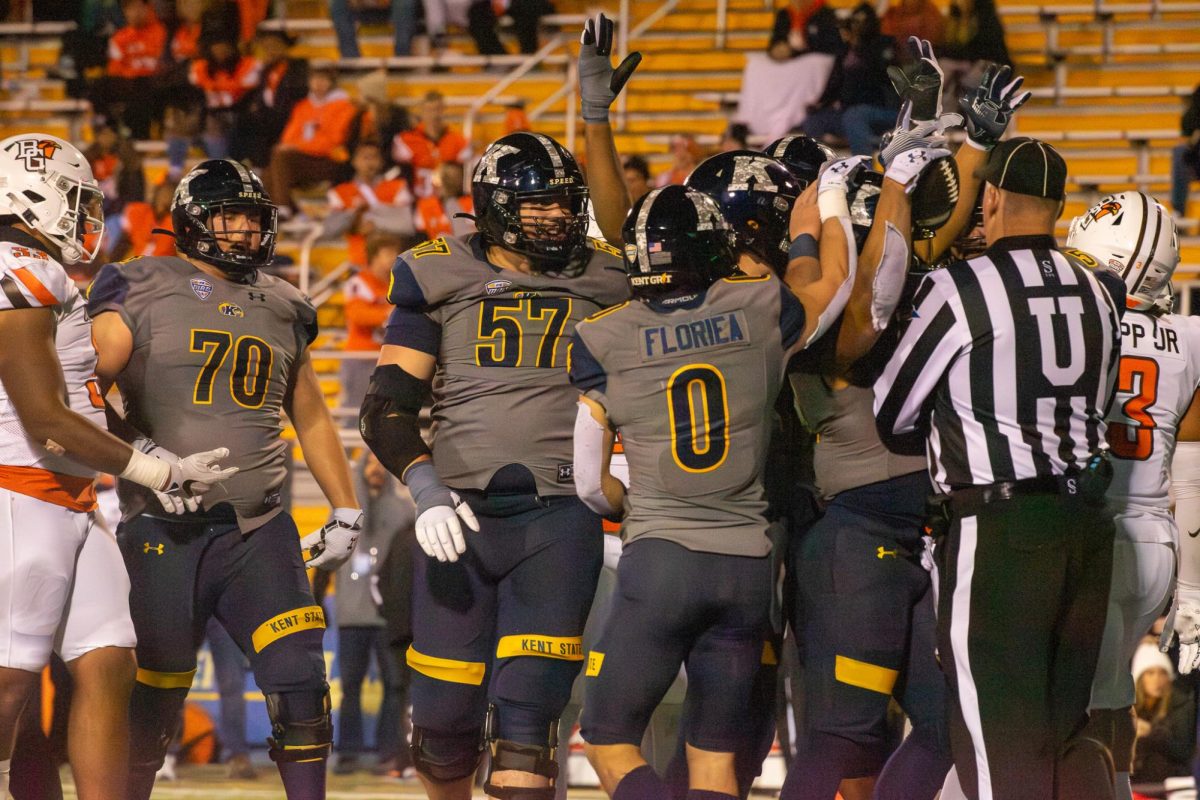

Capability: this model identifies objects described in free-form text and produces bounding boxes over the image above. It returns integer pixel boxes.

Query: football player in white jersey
[0,134,235,799]
[1065,191,1191,800]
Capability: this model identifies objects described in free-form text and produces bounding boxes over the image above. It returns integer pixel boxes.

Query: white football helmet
[1066,190,1178,312]
[0,134,104,264]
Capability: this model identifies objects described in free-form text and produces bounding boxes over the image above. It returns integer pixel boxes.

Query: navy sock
[277,758,327,800]
[686,791,737,800]
[614,764,668,800]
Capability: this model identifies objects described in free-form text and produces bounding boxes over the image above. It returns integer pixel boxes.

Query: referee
[873,137,1124,800]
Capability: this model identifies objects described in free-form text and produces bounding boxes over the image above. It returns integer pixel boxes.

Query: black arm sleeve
[358,364,433,482]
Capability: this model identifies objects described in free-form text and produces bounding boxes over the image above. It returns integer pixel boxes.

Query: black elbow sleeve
[359,364,433,481]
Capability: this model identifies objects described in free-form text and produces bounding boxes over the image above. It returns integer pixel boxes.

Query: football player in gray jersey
[357,18,640,800]
[567,184,854,800]
[87,159,361,800]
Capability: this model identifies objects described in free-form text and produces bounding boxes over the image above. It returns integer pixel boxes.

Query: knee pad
[128,683,188,771]
[411,726,483,783]
[264,685,333,763]
[484,704,559,800]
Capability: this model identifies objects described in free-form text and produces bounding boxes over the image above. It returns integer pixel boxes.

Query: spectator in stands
[330,0,418,58]
[939,0,1010,101]
[504,0,558,54]
[655,133,702,187]
[1172,85,1200,218]
[321,449,406,775]
[720,121,751,152]
[166,29,261,178]
[415,161,475,240]
[110,179,177,261]
[423,0,505,55]
[1131,642,1197,783]
[94,0,167,138]
[340,233,413,410]
[169,0,205,64]
[623,154,651,203]
[85,120,146,214]
[264,65,359,218]
[802,2,898,155]
[881,0,946,54]
[768,0,842,60]
[230,27,309,169]
[346,70,411,175]
[504,99,531,134]
[392,90,472,198]
[231,0,269,43]
[323,141,416,267]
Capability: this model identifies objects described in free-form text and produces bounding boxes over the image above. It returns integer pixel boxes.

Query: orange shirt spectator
[189,54,261,108]
[322,141,416,265]
[121,203,175,258]
[343,269,391,352]
[280,86,358,161]
[171,22,202,62]
[235,0,270,43]
[107,4,167,77]
[881,0,946,51]
[654,134,701,188]
[415,162,474,240]
[392,91,471,197]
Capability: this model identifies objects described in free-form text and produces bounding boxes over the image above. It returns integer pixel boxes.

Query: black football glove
[959,62,1032,150]
[579,13,642,123]
[887,36,944,121]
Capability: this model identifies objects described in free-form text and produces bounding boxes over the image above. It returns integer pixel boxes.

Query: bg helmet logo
[5,138,60,172]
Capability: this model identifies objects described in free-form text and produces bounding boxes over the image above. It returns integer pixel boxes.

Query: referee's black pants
[936,493,1115,800]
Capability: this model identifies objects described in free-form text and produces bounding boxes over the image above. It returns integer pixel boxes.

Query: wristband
[404,460,456,514]
[964,135,991,152]
[120,448,171,491]
[788,234,818,261]
[817,190,850,223]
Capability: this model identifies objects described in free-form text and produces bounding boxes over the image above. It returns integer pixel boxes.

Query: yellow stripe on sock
[835,655,899,695]
[136,668,196,689]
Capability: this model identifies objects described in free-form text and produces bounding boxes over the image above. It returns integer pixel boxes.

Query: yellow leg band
[585,651,604,677]
[835,655,899,695]
[761,641,778,666]
[251,605,326,653]
[136,668,196,690]
[406,645,486,686]
[495,634,584,661]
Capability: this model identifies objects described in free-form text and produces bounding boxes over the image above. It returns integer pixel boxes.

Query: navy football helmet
[621,185,737,302]
[685,150,800,275]
[763,134,836,189]
[472,132,590,270]
[172,159,277,277]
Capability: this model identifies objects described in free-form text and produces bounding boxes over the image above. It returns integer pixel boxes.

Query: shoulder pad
[722,273,771,284]
[390,235,485,308]
[581,300,630,324]
[0,242,70,310]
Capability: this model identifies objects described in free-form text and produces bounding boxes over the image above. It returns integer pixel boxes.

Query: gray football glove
[959,62,1032,150]
[579,13,642,123]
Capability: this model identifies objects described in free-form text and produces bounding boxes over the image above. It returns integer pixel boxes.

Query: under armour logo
[144,542,165,555]
[877,547,897,559]
[248,292,266,302]
[906,151,929,165]
[6,138,60,172]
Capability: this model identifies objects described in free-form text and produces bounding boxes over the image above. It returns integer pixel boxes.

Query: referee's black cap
[978,137,1067,202]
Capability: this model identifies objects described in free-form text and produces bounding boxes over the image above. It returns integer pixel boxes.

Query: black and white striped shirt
[873,235,1123,492]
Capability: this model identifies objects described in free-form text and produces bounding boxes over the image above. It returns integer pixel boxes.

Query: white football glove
[406,461,481,562]
[884,145,953,192]
[1167,586,1200,674]
[816,155,871,221]
[301,507,364,571]
[132,437,202,514]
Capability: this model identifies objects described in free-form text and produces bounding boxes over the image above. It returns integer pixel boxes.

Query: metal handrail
[462,32,568,146]
[296,224,324,297]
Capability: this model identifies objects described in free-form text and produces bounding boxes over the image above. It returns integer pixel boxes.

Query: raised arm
[577,13,641,243]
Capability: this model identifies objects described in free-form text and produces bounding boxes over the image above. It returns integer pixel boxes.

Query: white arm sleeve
[805,216,857,347]
[870,222,910,333]
[573,402,618,517]
[1175,440,1200,590]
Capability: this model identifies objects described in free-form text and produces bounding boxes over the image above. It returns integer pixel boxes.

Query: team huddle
[0,16,1195,800]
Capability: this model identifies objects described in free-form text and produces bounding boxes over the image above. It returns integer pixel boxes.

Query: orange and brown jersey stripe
[12,267,59,305]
